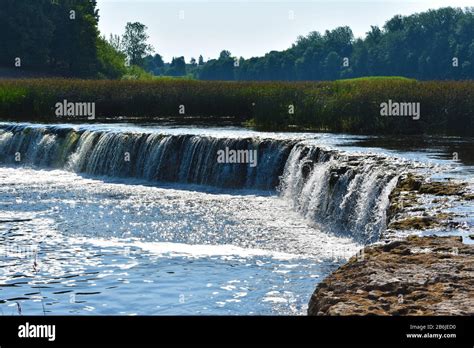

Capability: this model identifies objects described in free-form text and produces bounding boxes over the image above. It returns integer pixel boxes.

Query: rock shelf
[308,236,473,315]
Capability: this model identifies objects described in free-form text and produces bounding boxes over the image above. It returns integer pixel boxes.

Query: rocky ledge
[386,173,473,233]
[308,236,474,315]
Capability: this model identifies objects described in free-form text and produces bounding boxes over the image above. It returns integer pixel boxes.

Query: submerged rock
[389,213,460,230]
[386,174,471,231]
[308,236,474,315]
[419,181,467,196]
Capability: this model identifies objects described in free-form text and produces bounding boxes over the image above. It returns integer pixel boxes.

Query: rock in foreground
[308,236,474,315]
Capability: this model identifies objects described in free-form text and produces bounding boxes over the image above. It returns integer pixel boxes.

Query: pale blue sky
[96,0,473,62]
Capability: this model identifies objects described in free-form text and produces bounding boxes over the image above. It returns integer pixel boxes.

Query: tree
[0,0,132,78]
[219,50,232,59]
[144,54,164,75]
[122,22,154,67]
[199,50,235,80]
[47,0,101,76]
[0,0,102,77]
[323,51,341,80]
[109,34,123,52]
[0,0,54,69]
[97,36,127,79]
[167,56,186,76]
[198,55,205,65]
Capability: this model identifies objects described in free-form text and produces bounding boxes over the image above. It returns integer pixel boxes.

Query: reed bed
[0,78,472,135]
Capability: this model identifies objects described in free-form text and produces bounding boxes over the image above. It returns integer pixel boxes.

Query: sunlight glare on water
[0,167,361,315]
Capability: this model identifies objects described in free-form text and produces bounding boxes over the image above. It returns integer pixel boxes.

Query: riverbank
[0,78,473,135]
[308,235,474,315]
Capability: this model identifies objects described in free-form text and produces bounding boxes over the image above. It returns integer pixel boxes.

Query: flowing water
[0,123,472,315]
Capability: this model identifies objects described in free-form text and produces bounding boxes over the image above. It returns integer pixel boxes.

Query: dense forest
[0,0,127,78]
[0,1,473,80]
[200,7,474,80]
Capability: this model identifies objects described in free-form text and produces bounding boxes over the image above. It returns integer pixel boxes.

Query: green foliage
[337,76,415,82]
[0,78,472,136]
[97,37,127,79]
[0,0,127,79]
[199,50,235,80]
[122,65,155,80]
[3,4,471,81]
[144,54,165,75]
[49,0,100,77]
[167,57,187,76]
[0,85,27,105]
[0,0,54,68]
[199,7,474,81]
[122,22,154,67]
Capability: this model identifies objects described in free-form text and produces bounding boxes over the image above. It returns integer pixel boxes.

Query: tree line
[197,7,474,80]
[1,2,472,80]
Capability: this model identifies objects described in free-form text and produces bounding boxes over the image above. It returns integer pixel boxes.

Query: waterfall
[278,143,400,243]
[0,123,401,243]
[0,124,294,190]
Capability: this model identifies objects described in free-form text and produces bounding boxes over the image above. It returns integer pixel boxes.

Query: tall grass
[0,78,472,135]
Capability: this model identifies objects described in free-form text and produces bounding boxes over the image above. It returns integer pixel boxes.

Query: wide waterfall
[0,124,294,190]
[0,123,401,243]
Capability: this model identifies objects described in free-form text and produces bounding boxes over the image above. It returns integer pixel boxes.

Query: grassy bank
[0,78,473,135]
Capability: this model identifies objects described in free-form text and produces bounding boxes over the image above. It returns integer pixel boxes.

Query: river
[0,123,472,315]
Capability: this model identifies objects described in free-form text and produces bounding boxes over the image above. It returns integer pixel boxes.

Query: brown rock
[308,236,474,316]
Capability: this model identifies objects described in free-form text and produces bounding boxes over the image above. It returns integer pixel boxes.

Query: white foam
[82,237,301,260]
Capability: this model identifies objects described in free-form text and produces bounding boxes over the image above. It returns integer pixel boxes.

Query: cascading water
[0,123,401,244]
[278,143,400,243]
[0,124,294,190]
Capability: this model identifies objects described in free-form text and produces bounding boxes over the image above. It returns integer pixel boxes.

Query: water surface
[0,123,472,315]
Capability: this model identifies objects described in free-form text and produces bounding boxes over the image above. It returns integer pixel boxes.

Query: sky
[96,0,473,63]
